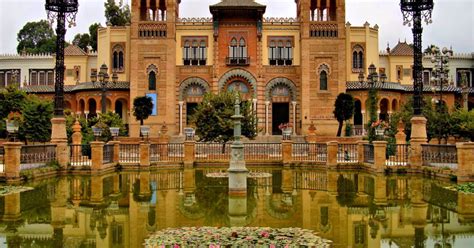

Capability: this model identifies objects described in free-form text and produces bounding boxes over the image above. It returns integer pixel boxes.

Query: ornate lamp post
[359,64,387,142]
[430,47,452,143]
[46,0,79,117]
[91,64,118,114]
[400,0,433,116]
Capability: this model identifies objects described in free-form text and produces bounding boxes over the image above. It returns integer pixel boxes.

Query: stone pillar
[228,195,247,227]
[139,171,151,195]
[265,101,270,135]
[71,120,82,158]
[395,120,406,144]
[178,101,184,136]
[409,116,428,168]
[326,141,338,167]
[90,175,104,203]
[51,117,67,143]
[3,192,21,221]
[140,141,150,167]
[90,141,104,171]
[282,140,293,164]
[183,168,196,193]
[184,140,195,168]
[358,140,369,164]
[373,141,387,173]
[456,142,474,182]
[373,175,387,205]
[109,141,120,164]
[53,141,69,169]
[457,191,474,222]
[361,110,366,134]
[3,142,22,182]
[292,101,297,135]
[282,168,294,193]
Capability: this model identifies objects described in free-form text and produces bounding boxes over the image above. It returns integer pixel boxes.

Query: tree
[20,96,53,143]
[424,44,439,54]
[191,92,257,146]
[72,33,91,51]
[88,23,101,51]
[367,88,379,142]
[333,93,354,137]
[133,96,154,125]
[105,0,131,26]
[450,109,474,141]
[16,20,56,54]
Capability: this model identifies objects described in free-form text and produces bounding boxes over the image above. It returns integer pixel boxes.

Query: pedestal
[51,117,67,142]
[409,116,428,168]
[228,142,248,196]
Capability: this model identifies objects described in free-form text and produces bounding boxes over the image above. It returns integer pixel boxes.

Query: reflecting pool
[1,168,474,247]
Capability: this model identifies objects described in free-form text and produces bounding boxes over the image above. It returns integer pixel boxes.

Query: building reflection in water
[0,168,474,247]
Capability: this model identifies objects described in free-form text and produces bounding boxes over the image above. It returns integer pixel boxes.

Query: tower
[129,0,180,137]
[296,0,346,135]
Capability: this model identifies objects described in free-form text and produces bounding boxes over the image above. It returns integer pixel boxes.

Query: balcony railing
[226,57,250,66]
[363,144,374,164]
[386,144,409,166]
[292,143,327,163]
[338,143,358,163]
[20,144,56,170]
[422,144,458,169]
[70,144,91,166]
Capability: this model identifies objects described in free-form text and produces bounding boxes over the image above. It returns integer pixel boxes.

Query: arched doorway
[265,78,297,135]
[79,99,85,114]
[354,100,363,134]
[392,99,398,113]
[115,98,128,123]
[88,99,97,118]
[379,98,389,121]
[179,77,210,132]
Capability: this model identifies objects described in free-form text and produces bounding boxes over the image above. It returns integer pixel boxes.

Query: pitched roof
[22,81,130,93]
[390,41,414,56]
[64,45,87,56]
[210,0,265,8]
[346,81,469,93]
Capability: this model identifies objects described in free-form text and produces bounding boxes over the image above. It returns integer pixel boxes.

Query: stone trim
[179,77,210,101]
[218,69,257,98]
[265,77,297,101]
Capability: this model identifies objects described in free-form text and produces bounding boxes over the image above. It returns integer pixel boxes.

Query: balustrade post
[90,141,104,171]
[326,141,338,167]
[357,140,369,164]
[282,140,293,165]
[109,141,120,164]
[373,141,387,173]
[456,142,474,182]
[53,141,69,169]
[140,141,150,167]
[184,140,195,168]
[3,142,22,182]
[409,116,428,169]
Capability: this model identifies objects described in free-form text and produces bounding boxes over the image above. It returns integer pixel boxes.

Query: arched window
[318,64,330,91]
[147,64,158,91]
[199,41,207,64]
[320,71,328,90]
[352,45,364,70]
[183,41,190,65]
[112,45,125,72]
[229,38,238,64]
[239,38,247,59]
[269,41,276,65]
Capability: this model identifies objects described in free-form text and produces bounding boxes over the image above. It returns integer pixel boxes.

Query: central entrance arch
[265,78,298,135]
[218,69,257,99]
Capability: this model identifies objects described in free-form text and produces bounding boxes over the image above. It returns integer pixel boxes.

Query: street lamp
[45,0,79,117]
[400,0,434,116]
[92,126,103,141]
[359,63,387,141]
[109,127,120,140]
[430,47,452,143]
[91,64,118,114]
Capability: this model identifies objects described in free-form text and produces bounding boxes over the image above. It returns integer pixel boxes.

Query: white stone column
[291,101,297,135]
[265,101,270,136]
[252,98,257,113]
[361,110,366,135]
[178,101,184,136]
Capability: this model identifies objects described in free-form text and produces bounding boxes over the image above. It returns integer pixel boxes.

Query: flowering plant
[7,111,22,123]
[370,120,388,129]
[278,123,293,131]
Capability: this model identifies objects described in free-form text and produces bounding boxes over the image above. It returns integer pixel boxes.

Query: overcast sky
[0,0,473,54]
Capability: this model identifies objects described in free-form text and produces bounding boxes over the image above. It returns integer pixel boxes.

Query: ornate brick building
[1,0,473,138]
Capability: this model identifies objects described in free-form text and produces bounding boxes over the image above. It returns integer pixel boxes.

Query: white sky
[0,0,473,54]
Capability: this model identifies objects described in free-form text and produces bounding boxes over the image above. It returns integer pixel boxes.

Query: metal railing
[119,144,140,164]
[363,144,374,164]
[226,56,250,66]
[20,144,56,170]
[70,144,91,166]
[244,143,282,161]
[422,144,458,169]
[337,143,358,163]
[150,143,184,162]
[386,144,410,166]
[195,143,230,161]
[292,143,327,163]
[103,144,114,164]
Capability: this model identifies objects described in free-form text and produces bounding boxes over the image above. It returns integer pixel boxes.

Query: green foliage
[133,96,154,125]
[455,183,474,193]
[88,23,101,51]
[191,92,258,144]
[424,44,439,54]
[105,0,131,26]
[0,86,27,138]
[450,109,474,141]
[16,20,56,54]
[94,112,128,142]
[367,88,378,142]
[19,96,53,143]
[72,33,91,51]
[336,175,356,207]
[333,93,354,137]
[344,121,353,137]
[65,114,94,145]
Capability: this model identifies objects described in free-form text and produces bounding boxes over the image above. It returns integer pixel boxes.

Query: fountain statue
[228,95,249,196]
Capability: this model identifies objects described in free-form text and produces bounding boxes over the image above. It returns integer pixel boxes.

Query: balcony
[226,57,250,66]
